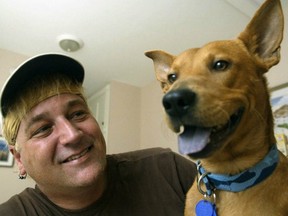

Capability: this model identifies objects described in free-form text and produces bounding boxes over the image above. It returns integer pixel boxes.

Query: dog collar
[197,145,279,196]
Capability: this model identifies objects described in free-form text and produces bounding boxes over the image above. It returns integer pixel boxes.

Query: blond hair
[3,73,85,150]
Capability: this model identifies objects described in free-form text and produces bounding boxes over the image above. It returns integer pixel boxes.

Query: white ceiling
[0,0,287,97]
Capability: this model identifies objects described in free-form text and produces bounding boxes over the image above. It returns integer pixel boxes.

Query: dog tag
[195,200,217,216]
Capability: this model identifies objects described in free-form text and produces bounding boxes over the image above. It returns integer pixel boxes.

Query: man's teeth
[65,148,90,162]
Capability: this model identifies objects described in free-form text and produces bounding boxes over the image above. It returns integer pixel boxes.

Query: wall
[88,80,178,154]
[108,81,141,153]
[0,49,28,89]
[1,166,35,202]
[0,50,35,203]
[140,81,178,152]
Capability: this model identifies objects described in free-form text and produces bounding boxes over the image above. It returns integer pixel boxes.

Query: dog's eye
[213,60,229,71]
[167,73,177,84]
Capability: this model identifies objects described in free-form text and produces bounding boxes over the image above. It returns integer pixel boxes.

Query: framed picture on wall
[0,137,14,167]
[270,83,288,156]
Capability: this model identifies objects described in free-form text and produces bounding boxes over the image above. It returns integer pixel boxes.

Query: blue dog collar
[197,145,279,196]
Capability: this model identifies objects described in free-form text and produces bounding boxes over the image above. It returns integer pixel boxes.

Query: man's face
[14,93,106,193]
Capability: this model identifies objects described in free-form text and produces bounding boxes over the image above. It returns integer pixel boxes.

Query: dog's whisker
[251,108,265,124]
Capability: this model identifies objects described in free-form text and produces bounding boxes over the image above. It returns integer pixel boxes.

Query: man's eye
[31,125,52,138]
[71,111,88,120]
[212,60,230,71]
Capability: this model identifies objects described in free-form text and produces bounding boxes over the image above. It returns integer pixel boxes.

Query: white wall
[0,50,35,203]
[0,49,29,90]
[107,81,141,153]
[140,81,178,152]
[1,165,35,202]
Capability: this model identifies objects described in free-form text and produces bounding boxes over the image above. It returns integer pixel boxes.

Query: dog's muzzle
[162,89,244,158]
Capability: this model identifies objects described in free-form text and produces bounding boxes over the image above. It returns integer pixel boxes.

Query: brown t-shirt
[0,148,196,216]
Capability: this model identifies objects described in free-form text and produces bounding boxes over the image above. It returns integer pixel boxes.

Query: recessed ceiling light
[57,34,84,52]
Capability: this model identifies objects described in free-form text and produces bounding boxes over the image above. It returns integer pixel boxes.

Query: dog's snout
[162,89,196,117]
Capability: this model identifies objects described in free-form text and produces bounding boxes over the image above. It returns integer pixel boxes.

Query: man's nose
[57,118,82,145]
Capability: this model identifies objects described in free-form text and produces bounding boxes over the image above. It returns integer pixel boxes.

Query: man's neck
[37,172,107,210]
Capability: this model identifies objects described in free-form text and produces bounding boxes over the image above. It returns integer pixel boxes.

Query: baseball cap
[0,53,85,118]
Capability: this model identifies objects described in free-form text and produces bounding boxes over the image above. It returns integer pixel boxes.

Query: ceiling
[0,0,287,97]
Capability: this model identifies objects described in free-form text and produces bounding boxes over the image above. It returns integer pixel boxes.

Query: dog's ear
[145,50,175,92]
[238,0,284,70]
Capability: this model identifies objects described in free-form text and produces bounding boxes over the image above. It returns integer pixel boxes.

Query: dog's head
[145,0,284,159]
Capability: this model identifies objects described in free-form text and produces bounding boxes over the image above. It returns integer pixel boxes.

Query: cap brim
[1,53,84,117]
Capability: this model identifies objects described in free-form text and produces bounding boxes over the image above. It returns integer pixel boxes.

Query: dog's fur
[145,0,288,215]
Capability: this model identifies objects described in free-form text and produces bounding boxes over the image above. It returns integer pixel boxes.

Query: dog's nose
[162,89,196,117]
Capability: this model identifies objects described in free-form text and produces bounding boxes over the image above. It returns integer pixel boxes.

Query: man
[0,53,196,215]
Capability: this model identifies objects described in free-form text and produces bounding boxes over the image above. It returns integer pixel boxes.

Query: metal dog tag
[195,200,217,216]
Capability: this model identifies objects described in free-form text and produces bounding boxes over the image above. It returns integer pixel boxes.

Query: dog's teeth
[177,125,185,135]
[217,125,223,129]
[212,124,224,133]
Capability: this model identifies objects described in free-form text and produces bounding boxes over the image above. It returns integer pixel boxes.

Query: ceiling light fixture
[57,34,84,52]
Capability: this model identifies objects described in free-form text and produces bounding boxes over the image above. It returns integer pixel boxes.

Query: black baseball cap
[0,53,85,117]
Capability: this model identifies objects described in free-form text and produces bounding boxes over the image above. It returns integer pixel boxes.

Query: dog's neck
[202,91,276,175]
[197,145,279,196]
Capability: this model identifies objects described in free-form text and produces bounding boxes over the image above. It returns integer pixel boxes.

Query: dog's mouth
[178,108,244,158]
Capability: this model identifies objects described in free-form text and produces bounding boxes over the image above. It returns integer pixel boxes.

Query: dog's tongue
[178,126,211,155]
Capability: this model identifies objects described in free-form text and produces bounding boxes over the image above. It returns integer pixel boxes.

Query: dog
[145,0,288,215]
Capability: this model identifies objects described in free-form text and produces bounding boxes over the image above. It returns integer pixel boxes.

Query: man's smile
[62,146,93,163]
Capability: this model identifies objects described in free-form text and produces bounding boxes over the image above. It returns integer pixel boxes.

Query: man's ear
[9,145,26,175]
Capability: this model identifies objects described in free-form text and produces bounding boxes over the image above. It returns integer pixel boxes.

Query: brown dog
[145,0,288,215]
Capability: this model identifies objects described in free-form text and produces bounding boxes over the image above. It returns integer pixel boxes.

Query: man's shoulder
[107,148,196,195]
[0,187,66,215]
[107,147,196,171]
[0,188,35,214]
[107,147,176,162]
